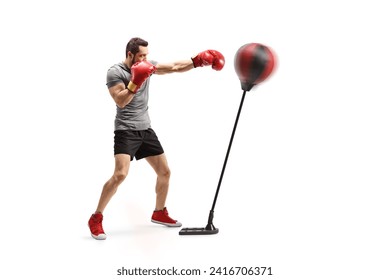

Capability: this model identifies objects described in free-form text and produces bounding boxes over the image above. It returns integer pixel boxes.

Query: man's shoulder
[108,62,127,72]
[106,62,129,87]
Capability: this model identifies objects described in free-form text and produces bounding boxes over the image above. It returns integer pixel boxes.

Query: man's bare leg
[146,153,171,210]
[95,154,131,213]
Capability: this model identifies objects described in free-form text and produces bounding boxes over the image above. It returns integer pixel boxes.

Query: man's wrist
[127,81,137,92]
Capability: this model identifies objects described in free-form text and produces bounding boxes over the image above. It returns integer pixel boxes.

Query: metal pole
[206,90,247,228]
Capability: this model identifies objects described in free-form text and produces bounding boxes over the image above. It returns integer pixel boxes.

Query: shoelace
[92,217,104,233]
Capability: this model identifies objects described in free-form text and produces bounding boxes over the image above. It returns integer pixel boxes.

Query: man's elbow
[116,101,127,109]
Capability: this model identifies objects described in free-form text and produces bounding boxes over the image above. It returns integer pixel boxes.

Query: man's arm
[155,50,225,75]
[108,61,156,108]
[155,60,194,75]
[108,83,135,109]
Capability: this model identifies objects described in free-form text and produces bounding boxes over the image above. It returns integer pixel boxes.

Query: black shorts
[114,128,164,161]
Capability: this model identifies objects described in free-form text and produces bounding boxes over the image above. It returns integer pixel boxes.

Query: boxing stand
[179,90,248,235]
[179,42,276,235]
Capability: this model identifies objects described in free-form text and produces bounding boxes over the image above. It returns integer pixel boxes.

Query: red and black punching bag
[234,43,276,91]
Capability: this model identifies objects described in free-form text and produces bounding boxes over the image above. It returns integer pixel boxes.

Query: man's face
[130,46,149,64]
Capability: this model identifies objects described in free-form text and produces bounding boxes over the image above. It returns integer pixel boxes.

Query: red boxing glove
[191,50,225,71]
[127,61,156,93]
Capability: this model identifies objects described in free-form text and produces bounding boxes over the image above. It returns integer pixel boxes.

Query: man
[88,37,225,240]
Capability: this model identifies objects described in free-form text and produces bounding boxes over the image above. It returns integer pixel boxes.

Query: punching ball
[234,43,276,91]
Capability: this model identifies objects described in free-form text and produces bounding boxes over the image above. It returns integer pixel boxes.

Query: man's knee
[159,167,171,179]
[113,170,128,184]
[113,154,131,184]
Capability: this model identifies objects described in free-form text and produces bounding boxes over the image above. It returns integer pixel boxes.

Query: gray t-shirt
[106,60,157,131]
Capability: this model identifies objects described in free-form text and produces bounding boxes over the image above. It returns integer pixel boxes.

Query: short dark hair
[126,37,148,57]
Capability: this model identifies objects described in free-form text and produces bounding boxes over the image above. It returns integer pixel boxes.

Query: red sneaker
[151,207,182,227]
[88,213,107,240]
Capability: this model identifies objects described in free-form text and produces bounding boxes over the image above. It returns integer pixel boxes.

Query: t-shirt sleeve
[106,66,123,88]
[149,60,158,66]
[148,60,158,77]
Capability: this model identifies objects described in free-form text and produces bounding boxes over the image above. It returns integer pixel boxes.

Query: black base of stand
[179,226,219,235]
[179,210,219,235]
[179,209,219,235]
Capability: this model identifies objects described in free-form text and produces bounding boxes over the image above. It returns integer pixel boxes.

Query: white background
[1,0,389,279]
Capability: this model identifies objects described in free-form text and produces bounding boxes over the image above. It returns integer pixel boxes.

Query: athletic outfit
[88,60,181,240]
[106,60,164,160]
